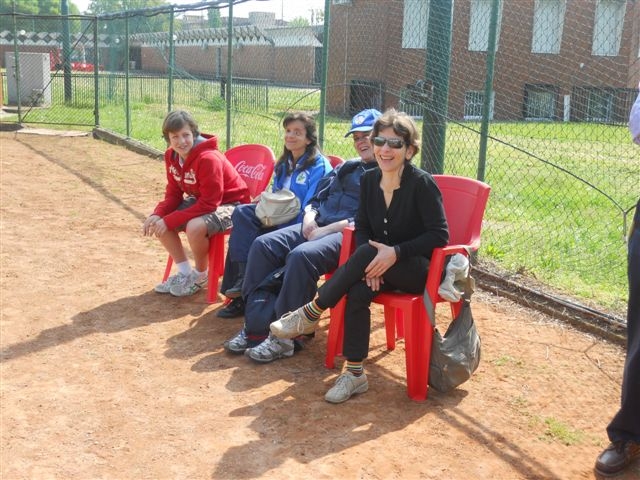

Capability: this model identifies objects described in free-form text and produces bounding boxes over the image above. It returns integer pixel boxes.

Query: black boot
[225,262,246,298]
[217,297,245,318]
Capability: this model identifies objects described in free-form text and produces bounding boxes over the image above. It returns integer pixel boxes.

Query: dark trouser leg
[242,224,306,298]
[607,223,640,443]
[227,204,270,263]
[317,243,429,361]
[222,204,269,294]
[274,232,342,317]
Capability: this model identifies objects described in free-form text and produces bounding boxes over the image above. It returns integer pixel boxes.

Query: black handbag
[424,275,481,393]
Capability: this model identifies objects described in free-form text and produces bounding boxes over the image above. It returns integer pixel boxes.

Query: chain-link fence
[1,0,638,318]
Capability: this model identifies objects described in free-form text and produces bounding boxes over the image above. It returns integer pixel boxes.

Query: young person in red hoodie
[142,110,250,297]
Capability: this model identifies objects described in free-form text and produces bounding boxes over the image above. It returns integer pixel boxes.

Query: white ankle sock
[194,268,207,279]
[177,261,192,276]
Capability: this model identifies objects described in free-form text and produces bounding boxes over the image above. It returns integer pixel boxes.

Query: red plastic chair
[324,174,491,401]
[327,155,345,169]
[161,144,275,303]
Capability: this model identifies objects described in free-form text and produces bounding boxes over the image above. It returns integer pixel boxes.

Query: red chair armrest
[338,226,355,266]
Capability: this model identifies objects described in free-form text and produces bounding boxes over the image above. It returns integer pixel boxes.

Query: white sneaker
[325,371,369,404]
[169,271,208,297]
[246,334,294,363]
[270,307,317,339]
[155,273,188,294]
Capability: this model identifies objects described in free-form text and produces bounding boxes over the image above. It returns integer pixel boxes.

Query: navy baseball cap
[344,108,382,137]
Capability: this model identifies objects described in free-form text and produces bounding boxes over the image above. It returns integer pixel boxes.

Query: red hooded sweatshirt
[153,134,250,230]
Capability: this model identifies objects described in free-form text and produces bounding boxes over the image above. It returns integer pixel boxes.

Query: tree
[311,8,324,25]
[207,7,221,29]
[88,0,170,34]
[0,0,69,15]
[0,0,80,32]
[288,16,309,27]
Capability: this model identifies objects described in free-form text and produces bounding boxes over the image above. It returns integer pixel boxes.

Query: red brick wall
[138,44,316,84]
[327,0,637,120]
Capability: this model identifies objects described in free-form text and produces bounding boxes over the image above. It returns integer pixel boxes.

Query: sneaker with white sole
[325,371,369,404]
[223,329,249,354]
[245,334,294,363]
[169,271,208,297]
[270,307,317,339]
[155,273,188,294]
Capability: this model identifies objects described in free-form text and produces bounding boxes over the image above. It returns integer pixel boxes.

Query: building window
[464,90,494,119]
[524,85,557,120]
[592,0,625,56]
[531,0,565,54]
[402,0,430,49]
[468,0,502,52]
[586,88,614,121]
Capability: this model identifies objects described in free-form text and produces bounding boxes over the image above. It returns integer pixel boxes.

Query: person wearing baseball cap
[222,108,382,363]
[344,108,383,137]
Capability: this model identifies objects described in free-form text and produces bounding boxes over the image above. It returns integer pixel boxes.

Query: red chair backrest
[225,144,276,199]
[433,175,491,251]
[327,155,345,169]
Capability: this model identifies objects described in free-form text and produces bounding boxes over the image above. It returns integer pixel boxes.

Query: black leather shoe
[217,297,245,318]
[595,440,640,476]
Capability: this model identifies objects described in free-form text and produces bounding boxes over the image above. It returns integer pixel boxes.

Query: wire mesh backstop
[1,0,638,318]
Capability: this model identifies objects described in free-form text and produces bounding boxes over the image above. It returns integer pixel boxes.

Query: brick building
[326,0,640,122]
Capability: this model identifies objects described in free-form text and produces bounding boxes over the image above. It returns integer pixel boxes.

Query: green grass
[540,417,586,446]
[5,73,634,316]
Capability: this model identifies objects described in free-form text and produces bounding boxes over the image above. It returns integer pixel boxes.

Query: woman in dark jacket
[270,109,449,403]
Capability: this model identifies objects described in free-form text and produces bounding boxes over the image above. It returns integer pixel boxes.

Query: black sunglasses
[372,136,405,149]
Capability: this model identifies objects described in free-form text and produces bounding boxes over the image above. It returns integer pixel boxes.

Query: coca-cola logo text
[235,160,266,181]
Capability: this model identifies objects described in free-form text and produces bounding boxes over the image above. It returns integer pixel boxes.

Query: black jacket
[355,163,449,260]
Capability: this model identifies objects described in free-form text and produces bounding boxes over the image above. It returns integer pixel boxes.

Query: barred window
[586,89,614,122]
[524,85,557,120]
[464,90,494,119]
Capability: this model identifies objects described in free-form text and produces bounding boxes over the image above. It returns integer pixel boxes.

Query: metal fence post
[421,0,453,174]
[62,0,72,102]
[125,13,131,137]
[93,17,99,127]
[318,0,331,149]
[167,7,175,113]
[225,1,233,149]
[11,10,22,121]
[478,0,500,183]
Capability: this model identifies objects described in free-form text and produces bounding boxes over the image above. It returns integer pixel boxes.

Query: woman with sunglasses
[269,108,449,403]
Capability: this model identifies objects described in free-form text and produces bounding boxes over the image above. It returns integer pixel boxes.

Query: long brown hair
[275,112,320,176]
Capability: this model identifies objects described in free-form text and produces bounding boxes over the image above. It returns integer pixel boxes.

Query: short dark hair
[370,109,420,158]
[162,110,199,142]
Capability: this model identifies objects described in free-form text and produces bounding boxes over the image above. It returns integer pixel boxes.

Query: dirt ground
[0,129,638,480]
